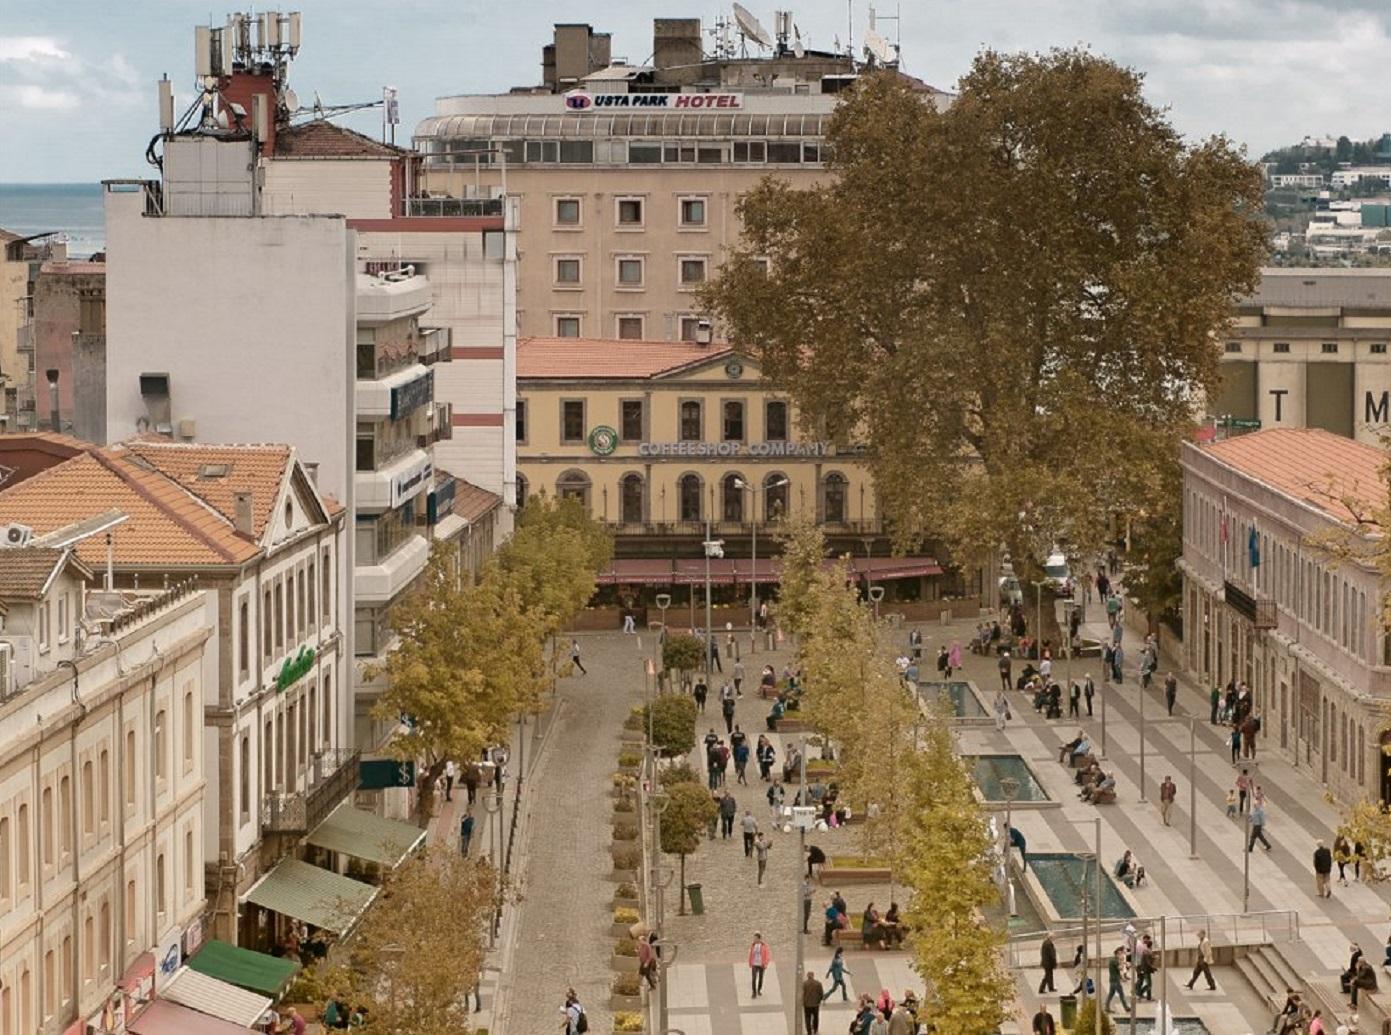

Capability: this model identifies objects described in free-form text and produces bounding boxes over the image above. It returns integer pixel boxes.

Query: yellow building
[517,336,951,619]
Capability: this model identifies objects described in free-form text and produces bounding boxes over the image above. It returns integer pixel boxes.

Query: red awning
[594,559,676,585]
[673,558,741,584]
[128,1000,253,1035]
[851,556,943,580]
[595,555,941,586]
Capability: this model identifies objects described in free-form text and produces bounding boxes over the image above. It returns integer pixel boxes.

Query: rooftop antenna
[867,3,902,68]
[793,22,805,58]
[863,6,897,68]
[847,0,853,60]
[732,3,774,55]
[773,11,791,55]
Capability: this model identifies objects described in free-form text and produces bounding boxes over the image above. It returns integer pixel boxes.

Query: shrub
[612,772,636,790]
[661,761,701,786]
[612,825,638,841]
[614,882,637,898]
[614,797,635,813]
[613,907,640,925]
[613,846,642,870]
[614,937,639,957]
[642,695,698,757]
[613,1010,645,1032]
[662,634,704,675]
[617,750,644,768]
[612,973,642,997]
[1074,998,1115,1035]
[623,712,644,731]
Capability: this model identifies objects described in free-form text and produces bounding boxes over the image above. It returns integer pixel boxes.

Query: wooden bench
[818,866,893,885]
[832,930,866,949]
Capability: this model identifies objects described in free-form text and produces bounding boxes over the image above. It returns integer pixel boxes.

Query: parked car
[1042,551,1071,591]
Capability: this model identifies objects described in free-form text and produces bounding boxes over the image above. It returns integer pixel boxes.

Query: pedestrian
[444,759,456,802]
[693,678,708,712]
[637,934,659,989]
[949,640,962,674]
[1032,1005,1057,1035]
[1164,673,1177,715]
[802,971,824,1034]
[1229,725,1242,764]
[720,792,737,839]
[802,878,814,934]
[459,813,475,856]
[999,651,1013,692]
[756,736,775,781]
[562,990,585,1035]
[1333,834,1352,885]
[994,690,1009,731]
[1225,788,1237,819]
[748,933,771,997]
[823,948,851,1002]
[767,781,785,824]
[1185,930,1217,991]
[623,610,636,633]
[569,638,586,675]
[709,636,723,673]
[806,844,826,877]
[1135,935,1155,1000]
[888,1001,914,1035]
[1083,674,1095,717]
[1209,686,1220,725]
[1248,803,1272,852]
[1236,768,1251,813]
[734,738,750,785]
[1038,932,1058,993]
[755,833,771,885]
[1159,775,1176,827]
[1106,946,1130,1013]
[1314,839,1334,897]
[741,809,759,856]
[1070,944,1089,994]
[463,765,479,806]
[734,659,745,696]
[1068,680,1081,718]
[937,645,950,678]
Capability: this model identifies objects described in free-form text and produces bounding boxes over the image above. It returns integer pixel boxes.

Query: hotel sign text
[564,90,744,111]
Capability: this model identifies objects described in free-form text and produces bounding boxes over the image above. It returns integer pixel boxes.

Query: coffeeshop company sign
[587,438,840,458]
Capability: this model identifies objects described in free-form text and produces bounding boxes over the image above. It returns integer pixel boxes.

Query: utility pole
[793,736,808,1035]
[1138,677,1147,803]
[1100,670,1108,759]
[1189,717,1198,859]
[1159,915,1168,1035]
[1243,807,1252,912]
[1093,817,1103,1006]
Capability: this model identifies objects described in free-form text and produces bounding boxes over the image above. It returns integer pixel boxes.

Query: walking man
[720,792,737,840]
[709,636,723,674]
[1038,932,1058,993]
[755,833,771,885]
[1185,930,1217,991]
[1084,674,1095,717]
[1106,947,1130,1013]
[1314,839,1334,898]
[444,759,457,802]
[721,685,737,735]
[1164,673,1178,716]
[999,651,1013,692]
[802,971,824,1034]
[459,812,475,856]
[1068,681,1081,718]
[748,933,771,998]
[741,809,759,857]
[802,878,815,934]
[1032,1005,1057,1035]
[1248,802,1272,852]
[570,638,586,675]
[1159,775,1176,827]
[734,659,745,696]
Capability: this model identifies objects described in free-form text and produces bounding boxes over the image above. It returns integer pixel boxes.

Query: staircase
[1234,943,1305,1014]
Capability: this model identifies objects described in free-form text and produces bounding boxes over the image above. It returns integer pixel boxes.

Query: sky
[0,0,1387,183]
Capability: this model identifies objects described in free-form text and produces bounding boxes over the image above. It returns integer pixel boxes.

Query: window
[124,879,136,949]
[156,853,166,918]
[1322,342,1339,354]
[678,256,708,287]
[1273,342,1290,353]
[309,682,318,751]
[43,950,54,1020]
[154,710,167,782]
[322,673,333,747]
[38,601,49,652]
[679,197,707,227]
[554,197,581,226]
[620,399,644,441]
[556,470,591,508]
[184,830,194,897]
[307,561,316,631]
[678,316,703,342]
[768,141,802,163]
[274,583,284,653]
[751,257,770,276]
[516,474,529,509]
[561,400,586,443]
[84,914,93,982]
[57,594,68,643]
[515,399,528,442]
[765,400,789,441]
[238,598,249,678]
[262,589,272,661]
[58,776,71,858]
[616,257,645,287]
[99,750,108,824]
[124,730,136,806]
[617,197,644,226]
[297,570,306,641]
[679,474,703,522]
[555,315,581,338]
[322,550,332,624]
[1373,343,1388,354]
[239,735,251,822]
[722,474,745,522]
[620,473,644,524]
[823,472,848,524]
[617,315,644,340]
[263,720,274,792]
[81,761,94,834]
[722,400,745,442]
[99,901,110,972]
[679,400,703,441]
[183,691,195,766]
[1224,342,1242,353]
[765,473,790,521]
[554,256,581,285]
[0,817,9,900]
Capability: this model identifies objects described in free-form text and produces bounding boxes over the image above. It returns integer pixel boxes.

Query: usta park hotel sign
[564,91,744,111]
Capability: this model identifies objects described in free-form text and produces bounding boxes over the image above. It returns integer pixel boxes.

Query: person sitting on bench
[1059,731,1090,764]
[861,903,890,949]
[1113,850,1145,887]
[767,697,785,732]
[1081,772,1115,803]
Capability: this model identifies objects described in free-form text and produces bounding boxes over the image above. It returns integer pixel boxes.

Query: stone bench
[818,865,892,885]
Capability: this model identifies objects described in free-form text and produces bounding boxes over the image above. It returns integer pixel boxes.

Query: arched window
[556,470,591,509]
[515,474,529,509]
[722,474,745,522]
[823,472,848,525]
[679,474,703,522]
[764,473,789,522]
[619,473,644,524]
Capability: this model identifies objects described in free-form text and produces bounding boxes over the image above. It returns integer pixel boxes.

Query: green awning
[306,802,426,868]
[186,939,299,998]
[243,858,377,936]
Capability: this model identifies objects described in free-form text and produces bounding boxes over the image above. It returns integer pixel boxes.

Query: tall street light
[654,592,671,690]
[734,475,788,654]
[702,522,724,684]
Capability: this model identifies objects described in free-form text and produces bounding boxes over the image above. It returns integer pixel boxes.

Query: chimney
[233,492,255,536]
[46,369,61,433]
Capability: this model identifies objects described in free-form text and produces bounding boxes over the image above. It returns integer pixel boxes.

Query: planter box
[611,921,639,937]
[610,952,640,973]
[613,895,639,911]
[775,718,814,733]
[610,993,644,1012]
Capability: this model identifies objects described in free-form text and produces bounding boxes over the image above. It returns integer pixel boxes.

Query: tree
[662,634,705,685]
[1074,996,1116,1035]
[1122,449,1186,621]
[774,511,830,639]
[338,846,495,1035]
[660,781,719,912]
[705,55,1267,571]
[643,694,698,757]
[1334,798,1391,882]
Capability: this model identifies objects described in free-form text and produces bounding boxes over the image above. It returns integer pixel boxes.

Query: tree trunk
[678,854,687,916]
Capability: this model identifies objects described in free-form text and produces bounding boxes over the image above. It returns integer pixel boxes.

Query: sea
[0,183,106,259]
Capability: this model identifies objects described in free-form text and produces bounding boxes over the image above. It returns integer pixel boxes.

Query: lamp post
[1138,674,1148,803]
[702,523,723,684]
[792,737,808,1035]
[1242,805,1252,912]
[655,592,671,690]
[999,776,1020,913]
[1100,669,1108,760]
[734,476,788,654]
[868,585,885,622]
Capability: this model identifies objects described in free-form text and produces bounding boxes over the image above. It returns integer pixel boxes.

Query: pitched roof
[120,441,294,539]
[1195,427,1388,527]
[435,469,502,523]
[0,451,260,569]
[0,431,92,491]
[275,120,410,159]
[0,547,91,599]
[1240,268,1391,311]
[518,337,736,379]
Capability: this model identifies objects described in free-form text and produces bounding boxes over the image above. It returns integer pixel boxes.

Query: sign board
[182,917,204,957]
[1218,416,1262,430]
[427,475,456,524]
[390,455,433,509]
[390,369,433,421]
[275,645,316,692]
[563,90,743,111]
[633,440,850,458]
[359,758,416,790]
[153,927,182,990]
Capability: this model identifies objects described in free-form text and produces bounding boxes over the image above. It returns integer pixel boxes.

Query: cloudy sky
[0,0,1386,182]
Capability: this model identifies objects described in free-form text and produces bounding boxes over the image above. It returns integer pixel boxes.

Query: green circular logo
[588,425,619,456]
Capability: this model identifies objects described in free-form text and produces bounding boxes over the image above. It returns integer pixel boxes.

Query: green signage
[275,646,317,692]
[1218,416,1262,430]
[588,424,619,456]
[358,759,416,790]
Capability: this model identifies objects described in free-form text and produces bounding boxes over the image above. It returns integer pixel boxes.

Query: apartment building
[1,231,67,431]
[31,259,106,442]
[1179,427,1389,806]
[0,548,214,1035]
[415,19,950,341]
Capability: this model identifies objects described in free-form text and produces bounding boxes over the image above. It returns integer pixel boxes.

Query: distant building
[0,231,66,431]
[1329,166,1391,188]
[31,259,106,442]
[1269,173,1325,189]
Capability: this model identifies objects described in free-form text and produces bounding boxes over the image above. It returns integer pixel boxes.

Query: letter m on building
[1367,390,1391,424]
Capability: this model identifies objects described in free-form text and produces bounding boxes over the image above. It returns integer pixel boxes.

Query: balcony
[418,326,452,366]
[608,518,885,537]
[354,533,430,605]
[356,272,432,325]
[355,447,433,512]
[1223,579,1277,629]
[261,748,360,835]
[355,363,432,419]
[404,195,503,218]
[418,402,453,449]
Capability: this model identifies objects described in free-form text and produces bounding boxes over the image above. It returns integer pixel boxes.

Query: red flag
[1220,514,1229,544]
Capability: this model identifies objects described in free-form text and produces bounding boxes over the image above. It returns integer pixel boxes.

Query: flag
[1248,524,1261,569]
[1220,513,1229,544]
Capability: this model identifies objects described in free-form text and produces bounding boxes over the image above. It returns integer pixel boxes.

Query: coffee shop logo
[587,425,619,456]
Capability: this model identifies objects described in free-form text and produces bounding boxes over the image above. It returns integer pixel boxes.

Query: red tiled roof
[1196,427,1388,527]
[39,260,106,277]
[120,441,293,539]
[275,120,409,158]
[0,547,92,599]
[0,432,93,490]
[435,469,502,523]
[518,337,735,380]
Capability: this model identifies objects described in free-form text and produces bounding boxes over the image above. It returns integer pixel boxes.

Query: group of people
[703,724,753,787]
[1209,679,1263,762]
[800,962,921,1035]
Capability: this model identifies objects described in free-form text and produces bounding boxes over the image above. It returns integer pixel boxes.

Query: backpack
[575,1009,589,1033]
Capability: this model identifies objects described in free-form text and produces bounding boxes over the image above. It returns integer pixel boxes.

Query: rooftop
[1238,267,1391,310]
[275,119,411,159]
[0,547,92,600]
[436,469,503,524]
[38,260,106,277]
[1193,427,1388,528]
[518,336,735,380]
[120,441,294,539]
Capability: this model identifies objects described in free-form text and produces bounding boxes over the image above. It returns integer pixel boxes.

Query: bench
[1091,788,1117,805]
[832,930,866,949]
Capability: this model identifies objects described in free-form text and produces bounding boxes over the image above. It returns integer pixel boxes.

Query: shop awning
[242,858,378,936]
[306,802,427,868]
[594,558,676,585]
[852,556,943,580]
[185,939,299,998]
[673,558,741,584]
[158,968,271,1028]
[128,999,254,1035]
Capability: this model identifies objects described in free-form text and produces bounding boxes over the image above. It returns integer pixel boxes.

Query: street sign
[1217,416,1262,429]
[358,759,415,790]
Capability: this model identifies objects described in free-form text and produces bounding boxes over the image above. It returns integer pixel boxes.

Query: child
[1225,788,1238,820]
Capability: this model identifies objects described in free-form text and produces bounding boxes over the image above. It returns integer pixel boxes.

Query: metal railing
[404,196,504,218]
[261,748,360,834]
[609,518,885,537]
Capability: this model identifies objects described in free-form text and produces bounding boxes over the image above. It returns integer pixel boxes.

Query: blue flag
[1248,526,1260,569]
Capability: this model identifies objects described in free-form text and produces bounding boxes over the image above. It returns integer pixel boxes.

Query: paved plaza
[485,599,1391,1034]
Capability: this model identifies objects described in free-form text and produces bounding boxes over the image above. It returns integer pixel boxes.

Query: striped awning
[306,802,426,868]
[157,968,271,1028]
[242,858,377,936]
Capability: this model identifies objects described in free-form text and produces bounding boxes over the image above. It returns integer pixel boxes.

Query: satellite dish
[732,3,774,49]
[282,88,299,112]
[863,28,895,66]
[793,23,805,58]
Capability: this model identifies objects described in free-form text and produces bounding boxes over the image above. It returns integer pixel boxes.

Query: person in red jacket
[748,933,772,998]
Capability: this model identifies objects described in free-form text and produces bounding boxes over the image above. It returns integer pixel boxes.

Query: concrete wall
[33,264,104,432]
[71,332,106,444]
[263,160,393,220]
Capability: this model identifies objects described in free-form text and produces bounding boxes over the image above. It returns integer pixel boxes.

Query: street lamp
[867,585,885,621]
[702,526,724,683]
[655,592,671,689]
[734,476,788,654]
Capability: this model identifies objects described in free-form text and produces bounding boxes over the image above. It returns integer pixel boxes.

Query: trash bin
[686,883,704,915]
[1059,994,1077,1029]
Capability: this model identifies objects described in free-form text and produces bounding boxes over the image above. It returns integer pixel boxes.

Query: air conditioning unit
[2,523,34,548]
